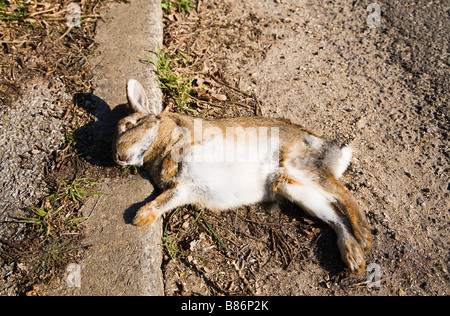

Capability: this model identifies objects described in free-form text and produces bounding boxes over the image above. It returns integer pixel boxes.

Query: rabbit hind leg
[322,174,372,252]
[274,177,366,273]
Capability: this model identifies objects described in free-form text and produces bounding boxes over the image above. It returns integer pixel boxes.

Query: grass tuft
[148,48,195,112]
[194,209,229,252]
[53,173,101,204]
[162,207,188,260]
[161,0,195,14]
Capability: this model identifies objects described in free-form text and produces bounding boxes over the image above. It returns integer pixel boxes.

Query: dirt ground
[159,0,449,295]
[1,0,448,296]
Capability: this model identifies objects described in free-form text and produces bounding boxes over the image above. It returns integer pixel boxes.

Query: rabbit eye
[125,121,135,130]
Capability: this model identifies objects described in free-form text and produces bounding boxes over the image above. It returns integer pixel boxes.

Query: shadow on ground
[72,93,130,167]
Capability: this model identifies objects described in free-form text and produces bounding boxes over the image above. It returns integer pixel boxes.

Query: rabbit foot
[354,225,373,253]
[132,208,158,227]
[338,236,365,273]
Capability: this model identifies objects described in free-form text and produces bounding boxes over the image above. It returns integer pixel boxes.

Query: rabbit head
[113,79,160,167]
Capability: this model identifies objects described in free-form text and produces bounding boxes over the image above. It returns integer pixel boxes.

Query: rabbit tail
[323,145,352,179]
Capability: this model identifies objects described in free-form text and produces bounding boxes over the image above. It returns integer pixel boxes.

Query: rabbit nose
[117,154,132,163]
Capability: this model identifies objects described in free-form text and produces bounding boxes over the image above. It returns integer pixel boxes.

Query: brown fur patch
[271,174,303,193]
[325,173,372,252]
[161,154,179,179]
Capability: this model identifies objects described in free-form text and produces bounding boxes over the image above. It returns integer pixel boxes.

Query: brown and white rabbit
[113,79,372,272]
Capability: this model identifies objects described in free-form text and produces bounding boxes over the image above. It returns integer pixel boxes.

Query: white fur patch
[281,165,340,224]
[334,146,352,178]
[128,123,159,166]
[181,135,280,210]
[304,134,324,149]
[324,146,352,179]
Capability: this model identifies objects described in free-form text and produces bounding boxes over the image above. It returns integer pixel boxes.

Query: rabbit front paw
[132,207,159,227]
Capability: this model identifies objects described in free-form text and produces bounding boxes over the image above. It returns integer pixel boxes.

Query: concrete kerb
[45,0,164,295]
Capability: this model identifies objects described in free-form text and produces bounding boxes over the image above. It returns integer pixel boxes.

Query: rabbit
[113,79,372,273]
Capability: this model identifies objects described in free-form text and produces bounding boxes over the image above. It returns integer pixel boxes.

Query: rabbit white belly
[184,160,275,210]
[182,138,279,210]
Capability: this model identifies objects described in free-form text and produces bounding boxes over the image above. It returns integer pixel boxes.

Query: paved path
[47,0,164,295]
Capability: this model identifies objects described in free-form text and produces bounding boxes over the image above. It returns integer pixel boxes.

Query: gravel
[0,79,70,238]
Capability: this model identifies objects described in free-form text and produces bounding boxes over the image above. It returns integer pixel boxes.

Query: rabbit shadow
[122,175,160,224]
[73,92,163,222]
[72,92,131,167]
[72,92,165,226]
[277,200,344,276]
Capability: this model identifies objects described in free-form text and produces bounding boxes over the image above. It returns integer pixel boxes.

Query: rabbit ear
[127,79,151,114]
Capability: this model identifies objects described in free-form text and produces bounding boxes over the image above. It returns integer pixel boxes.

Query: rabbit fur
[113,79,372,273]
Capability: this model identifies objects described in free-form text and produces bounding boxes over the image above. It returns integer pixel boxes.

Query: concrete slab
[45,0,164,295]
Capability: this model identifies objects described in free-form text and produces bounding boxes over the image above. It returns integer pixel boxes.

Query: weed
[5,173,100,288]
[162,207,187,260]
[53,173,101,204]
[0,0,29,23]
[161,0,173,12]
[176,0,195,14]
[163,231,186,259]
[19,173,98,238]
[121,164,138,175]
[19,204,65,239]
[195,209,229,252]
[161,0,195,14]
[149,48,195,112]
[162,206,230,263]
[64,125,84,148]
